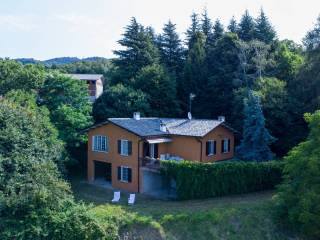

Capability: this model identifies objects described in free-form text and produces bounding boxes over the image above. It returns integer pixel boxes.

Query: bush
[161,160,284,200]
[273,111,320,238]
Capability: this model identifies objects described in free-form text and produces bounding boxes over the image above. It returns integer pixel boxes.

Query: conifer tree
[254,9,276,44]
[236,90,275,161]
[158,20,184,75]
[212,19,224,41]
[113,17,159,83]
[201,8,214,43]
[237,10,256,41]
[186,13,200,48]
[228,16,238,33]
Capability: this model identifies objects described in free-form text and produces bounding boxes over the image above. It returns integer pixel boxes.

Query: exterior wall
[87,123,141,192]
[165,135,201,161]
[201,125,235,162]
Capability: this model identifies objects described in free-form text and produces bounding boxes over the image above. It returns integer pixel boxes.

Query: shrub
[161,160,284,200]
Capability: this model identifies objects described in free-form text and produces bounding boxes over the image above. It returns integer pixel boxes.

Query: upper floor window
[206,140,216,156]
[222,138,231,153]
[118,139,132,156]
[92,135,108,152]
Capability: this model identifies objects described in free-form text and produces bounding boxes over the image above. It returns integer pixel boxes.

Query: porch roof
[146,138,172,144]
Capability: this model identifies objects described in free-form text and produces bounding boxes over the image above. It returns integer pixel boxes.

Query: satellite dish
[188,112,192,120]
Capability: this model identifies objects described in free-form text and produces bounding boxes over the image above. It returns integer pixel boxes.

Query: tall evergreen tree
[182,32,207,114]
[236,90,275,161]
[158,20,184,75]
[201,8,214,43]
[228,16,238,33]
[254,9,277,44]
[113,17,159,83]
[303,15,320,50]
[186,13,200,48]
[237,10,256,41]
[212,19,224,41]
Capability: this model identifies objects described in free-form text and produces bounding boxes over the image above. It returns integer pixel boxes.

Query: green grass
[71,175,304,240]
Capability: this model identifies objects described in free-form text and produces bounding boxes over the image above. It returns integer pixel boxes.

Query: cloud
[0,15,36,31]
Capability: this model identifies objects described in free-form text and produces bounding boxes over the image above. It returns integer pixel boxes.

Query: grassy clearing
[71,176,303,240]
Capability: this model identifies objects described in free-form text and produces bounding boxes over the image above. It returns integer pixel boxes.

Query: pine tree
[186,12,200,48]
[228,16,238,33]
[236,90,275,161]
[158,20,184,75]
[254,9,276,44]
[201,8,213,41]
[237,10,256,41]
[113,17,159,83]
[212,19,224,41]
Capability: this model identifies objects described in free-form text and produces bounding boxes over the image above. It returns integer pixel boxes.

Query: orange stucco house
[86,112,236,193]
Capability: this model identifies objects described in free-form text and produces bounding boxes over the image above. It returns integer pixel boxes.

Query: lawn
[70,176,303,240]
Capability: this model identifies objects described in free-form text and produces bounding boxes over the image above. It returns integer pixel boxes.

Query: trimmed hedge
[161,160,284,200]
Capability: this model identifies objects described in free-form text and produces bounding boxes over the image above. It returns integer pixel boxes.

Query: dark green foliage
[212,19,224,41]
[274,110,320,238]
[303,15,320,50]
[93,83,150,122]
[135,64,180,116]
[236,91,275,161]
[200,8,214,44]
[39,72,93,149]
[113,17,159,83]
[254,9,277,44]
[237,10,256,41]
[228,16,237,33]
[158,20,184,75]
[186,13,200,48]
[161,160,283,200]
[0,59,46,95]
[0,98,109,239]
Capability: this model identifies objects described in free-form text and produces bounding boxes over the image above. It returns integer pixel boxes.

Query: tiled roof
[67,74,104,81]
[107,118,228,137]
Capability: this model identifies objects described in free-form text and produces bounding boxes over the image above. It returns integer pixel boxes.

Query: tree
[237,10,256,41]
[158,20,184,75]
[201,8,214,44]
[182,32,207,114]
[0,99,109,239]
[113,17,159,83]
[274,110,320,238]
[228,16,238,33]
[186,13,200,48]
[38,73,92,164]
[236,91,275,161]
[212,19,224,41]
[303,15,320,50]
[92,83,150,122]
[135,64,180,116]
[254,9,276,44]
[0,59,46,95]
[203,33,240,120]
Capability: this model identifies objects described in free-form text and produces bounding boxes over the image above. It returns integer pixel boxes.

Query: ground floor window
[117,166,132,183]
[222,139,231,153]
[206,140,217,156]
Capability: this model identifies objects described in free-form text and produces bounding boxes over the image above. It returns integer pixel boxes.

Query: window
[206,140,216,156]
[92,136,108,152]
[117,166,132,182]
[149,144,158,159]
[222,138,231,153]
[118,139,132,156]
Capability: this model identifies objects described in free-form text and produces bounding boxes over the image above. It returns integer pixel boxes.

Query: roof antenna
[188,93,196,120]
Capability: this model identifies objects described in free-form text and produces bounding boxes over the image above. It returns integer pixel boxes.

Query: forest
[0,8,320,239]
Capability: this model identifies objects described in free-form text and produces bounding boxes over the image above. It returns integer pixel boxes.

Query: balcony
[140,157,161,172]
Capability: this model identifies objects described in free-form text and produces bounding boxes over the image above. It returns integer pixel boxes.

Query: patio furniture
[111,191,120,203]
[128,193,135,205]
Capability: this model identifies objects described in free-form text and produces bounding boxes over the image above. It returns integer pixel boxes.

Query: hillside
[15,56,108,65]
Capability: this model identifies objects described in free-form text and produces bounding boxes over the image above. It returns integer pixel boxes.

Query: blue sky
[1,0,320,60]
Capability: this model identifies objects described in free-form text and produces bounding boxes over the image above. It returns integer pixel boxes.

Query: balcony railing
[139,157,161,170]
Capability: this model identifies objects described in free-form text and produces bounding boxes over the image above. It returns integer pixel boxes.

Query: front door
[143,142,159,159]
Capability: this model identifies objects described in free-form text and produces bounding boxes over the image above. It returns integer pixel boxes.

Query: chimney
[218,116,225,122]
[160,122,167,132]
[133,112,140,120]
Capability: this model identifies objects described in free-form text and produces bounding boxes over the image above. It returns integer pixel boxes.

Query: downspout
[196,137,203,162]
[137,138,144,193]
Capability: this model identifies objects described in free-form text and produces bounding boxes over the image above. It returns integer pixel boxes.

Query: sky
[1,0,319,60]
